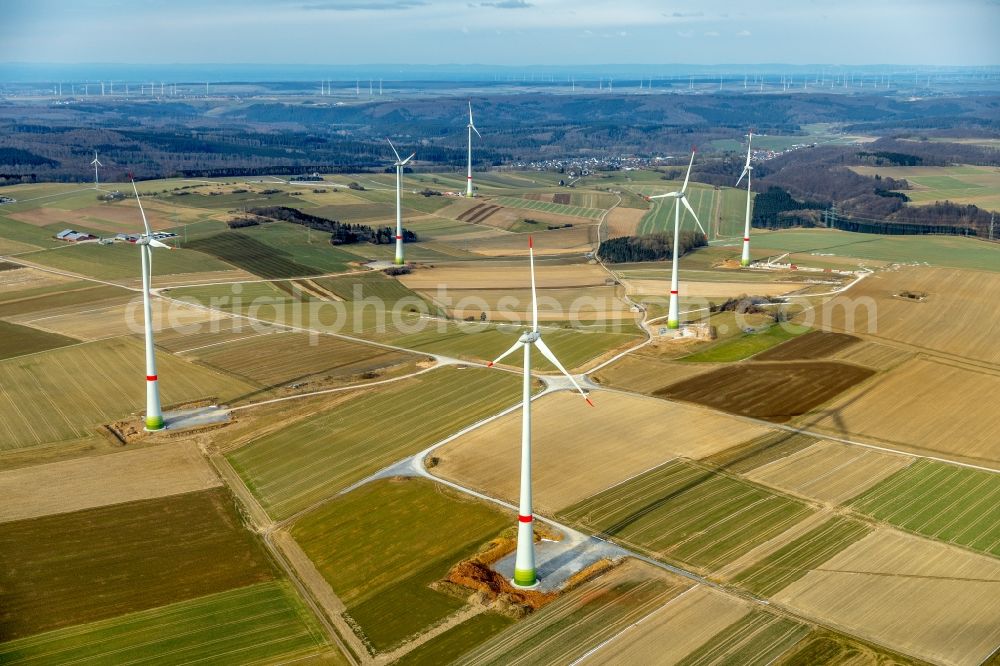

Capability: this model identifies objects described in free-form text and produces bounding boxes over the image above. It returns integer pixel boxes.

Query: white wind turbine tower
[487,237,593,588]
[130,176,173,431]
[648,148,706,329]
[387,139,415,265]
[465,101,482,198]
[736,130,754,267]
[90,151,103,190]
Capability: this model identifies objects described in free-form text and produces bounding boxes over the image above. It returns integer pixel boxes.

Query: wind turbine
[736,130,754,267]
[91,151,103,190]
[487,237,593,588]
[648,148,706,329]
[387,138,415,266]
[130,176,172,431]
[465,101,481,198]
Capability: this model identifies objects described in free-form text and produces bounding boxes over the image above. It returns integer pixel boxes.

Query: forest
[597,230,706,263]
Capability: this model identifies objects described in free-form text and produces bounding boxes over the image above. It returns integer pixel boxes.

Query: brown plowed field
[831,340,913,370]
[458,203,502,223]
[654,361,876,423]
[754,330,860,361]
[605,207,646,238]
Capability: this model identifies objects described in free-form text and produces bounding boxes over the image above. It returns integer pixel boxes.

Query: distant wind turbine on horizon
[90,151,103,190]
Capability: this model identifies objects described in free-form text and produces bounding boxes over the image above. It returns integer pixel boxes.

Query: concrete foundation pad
[164,405,230,431]
[493,531,628,593]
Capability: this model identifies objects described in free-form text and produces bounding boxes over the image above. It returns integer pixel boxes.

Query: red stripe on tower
[395,235,402,240]
[744,237,750,241]
[518,514,533,523]
[146,375,157,381]
[467,175,472,179]
[528,236,533,249]
[670,290,678,295]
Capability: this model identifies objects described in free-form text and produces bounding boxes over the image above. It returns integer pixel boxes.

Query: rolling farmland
[773,528,1000,666]
[0,488,276,640]
[674,612,810,666]
[0,319,78,359]
[849,459,1000,557]
[753,330,860,361]
[227,366,523,519]
[0,337,255,450]
[455,561,689,666]
[291,477,510,654]
[432,390,774,513]
[849,164,1000,212]
[0,582,330,666]
[492,195,605,220]
[558,460,812,572]
[184,231,329,279]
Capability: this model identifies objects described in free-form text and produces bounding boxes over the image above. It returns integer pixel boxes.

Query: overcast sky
[2,0,997,66]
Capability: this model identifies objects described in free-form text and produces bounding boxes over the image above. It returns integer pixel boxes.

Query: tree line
[597,231,706,263]
[247,206,418,245]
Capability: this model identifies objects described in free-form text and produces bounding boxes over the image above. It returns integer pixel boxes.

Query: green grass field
[0,283,128,318]
[228,366,523,519]
[849,164,1000,212]
[732,517,872,597]
[676,611,809,666]
[0,319,79,360]
[0,488,277,640]
[184,231,332,279]
[17,243,233,281]
[235,222,360,274]
[679,323,808,363]
[0,582,331,665]
[558,460,812,572]
[292,478,510,654]
[390,613,514,666]
[849,459,1000,557]
[750,228,1000,272]
[493,196,605,220]
[0,336,255,449]
[638,184,718,237]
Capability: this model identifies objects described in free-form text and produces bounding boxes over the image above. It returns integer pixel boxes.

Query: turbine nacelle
[386,138,415,167]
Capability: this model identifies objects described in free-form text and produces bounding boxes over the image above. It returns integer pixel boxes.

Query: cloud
[704,30,719,37]
[301,0,425,10]
[671,11,703,18]
[479,0,532,7]
[737,29,752,36]
[676,29,693,38]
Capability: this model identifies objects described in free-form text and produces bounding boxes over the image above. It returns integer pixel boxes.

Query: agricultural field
[186,329,416,391]
[399,262,611,290]
[390,613,514,666]
[702,431,821,476]
[184,231,338,279]
[811,357,1000,462]
[0,337,255,450]
[454,560,690,666]
[673,611,810,666]
[604,206,647,238]
[233,221,363,274]
[753,330,860,361]
[850,164,1000,211]
[773,528,1000,666]
[0,282,130,318]
[558,460,812,573]
[584,585,751,665]
[0,582,331,666]
[290,477,510,654]
[635,184,718,236]
[830,340,913,370]
[432,390,774,513]
[0,488,276,640]
[0,264,79,295]
[387,322,640,372]
[0,440,221,523]
[443,224,597,256]
[17,242,234,281]
[227,366,523,519]
[746,440,914,504]
[849,459,1000,557]
[655,361,875,423]
[589,354,713,393]
[731,517,872,597]
[817,266,1000,364]
[679,323,807,363]
[0,319,78,359]
[750,228,1000,272]
[492,195,605,219]
[419,285,633,322]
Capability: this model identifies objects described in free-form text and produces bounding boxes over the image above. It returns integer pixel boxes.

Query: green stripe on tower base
[667,319,679,329]
[145,415,164,430]
[513,568,536,587]
[740,258,750,267]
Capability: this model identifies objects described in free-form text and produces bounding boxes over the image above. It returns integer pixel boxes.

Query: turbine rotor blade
[681,196,706,235]
[471,124,482,139]
[130,178,153,236]
[529,236,538,332]
[148,238,171,249]
[649,191,679,200]
[488,339,522,367]
[681,148,696,193]
[386,137,401,162]
[736,168,749,187]
[401,152,416,165]
[533,337,593,406]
